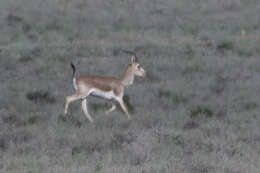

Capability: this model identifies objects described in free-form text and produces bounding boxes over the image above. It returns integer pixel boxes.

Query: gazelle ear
[131,56,136,63]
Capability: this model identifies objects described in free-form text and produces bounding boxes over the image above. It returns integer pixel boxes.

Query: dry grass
[1,0,260,172]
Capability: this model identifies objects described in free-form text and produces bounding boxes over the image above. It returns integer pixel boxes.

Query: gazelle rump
[64,56,145,123]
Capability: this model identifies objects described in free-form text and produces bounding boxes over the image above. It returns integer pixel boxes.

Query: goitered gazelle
[64,53,145,123]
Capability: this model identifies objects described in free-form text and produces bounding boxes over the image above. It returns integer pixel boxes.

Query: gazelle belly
[89,89,115,100]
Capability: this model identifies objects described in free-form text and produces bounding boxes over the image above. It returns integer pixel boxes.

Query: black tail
[70,62,76,78]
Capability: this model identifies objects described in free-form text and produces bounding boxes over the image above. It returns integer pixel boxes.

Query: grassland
[1,0,260,172]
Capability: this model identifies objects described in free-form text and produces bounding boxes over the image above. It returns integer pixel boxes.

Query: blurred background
[0,0,260,172]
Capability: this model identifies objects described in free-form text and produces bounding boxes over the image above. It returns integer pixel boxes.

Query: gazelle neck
[120,65,134,87]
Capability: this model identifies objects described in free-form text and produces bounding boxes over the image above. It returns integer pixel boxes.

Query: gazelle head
[130,56,146,77]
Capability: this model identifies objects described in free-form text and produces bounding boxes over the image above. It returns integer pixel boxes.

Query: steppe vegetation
[1,0,260,172]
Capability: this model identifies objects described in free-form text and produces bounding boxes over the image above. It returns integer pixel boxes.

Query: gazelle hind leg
[105,104,116,115]
[82,98,93,123]
[64,94,81,115]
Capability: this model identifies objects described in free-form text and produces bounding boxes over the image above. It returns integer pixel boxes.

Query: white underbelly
[89,89,115,100]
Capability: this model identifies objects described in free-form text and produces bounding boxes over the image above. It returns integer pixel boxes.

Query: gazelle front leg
[117,97,131,120]
[105,104,116,115]
[82,98,94,123]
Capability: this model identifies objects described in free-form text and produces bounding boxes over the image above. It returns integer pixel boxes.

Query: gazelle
[64,53,145,123]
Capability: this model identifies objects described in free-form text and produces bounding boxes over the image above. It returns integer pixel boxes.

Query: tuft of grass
[158,89,187,105]
[109,132,136,150]
[24,116,41,125]
[26,91,56,104]
[22,23,31,33]
[19,56,33,63]
[237,48,253,57]
[0,136,8,152]
[168,135,185,148]
[94,161,103,172]
[2,113,45,127]
[2,114,20,126]
[191,165,214,173]
[183,121,199,130]
[58,115,82,128]
[6,13,23,26]
[19,48,41,63]
[183,63,204,75]
[90,103,109,113]
[71,145,85,156]
[158,89,171,98]
[172,94,188,105]
[183,42,194,55]
[242,101,258,111]
[220,0,241,11]
[216,40,234,51]
[190,105,214,118]
[72,142,104,156]
[211,72,227,94]
[235,38,259,57]
[112,48,120,56]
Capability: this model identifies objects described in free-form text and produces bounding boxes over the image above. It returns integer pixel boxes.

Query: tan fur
[64,56,145,123]
[77,76,122,96]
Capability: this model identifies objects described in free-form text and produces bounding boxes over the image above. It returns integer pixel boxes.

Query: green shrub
[172,94,188,105]
[183,121,199,130]
[2,114,19,126]
[217,40,233,51]
[90,103,109,113]
[26,91,56,104]
[6,14,23,26]
[190,105,213,118]
[26,116,40,125]
[158,89,171,98]
[19,56,33,63]
[158,89,187,105]
[183,63,204,75]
